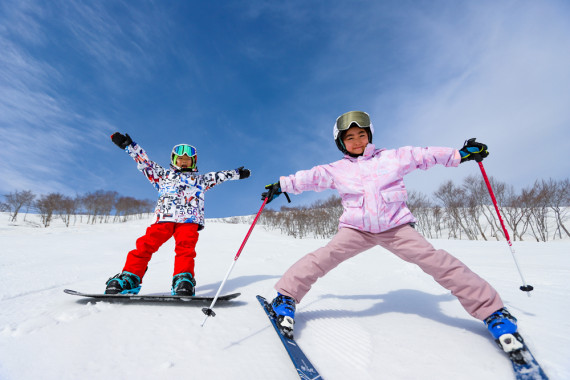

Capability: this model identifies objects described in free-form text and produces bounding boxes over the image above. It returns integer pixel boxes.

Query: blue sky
[2,0,569,218]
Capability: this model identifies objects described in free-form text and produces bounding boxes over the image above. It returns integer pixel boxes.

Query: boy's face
[176,154,194,169]
[342,125,369,155]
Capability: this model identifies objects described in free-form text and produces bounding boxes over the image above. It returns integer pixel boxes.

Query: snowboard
[64,289,240,303]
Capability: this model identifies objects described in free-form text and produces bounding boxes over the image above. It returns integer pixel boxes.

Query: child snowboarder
[261,111,518,346]
[106,132,251,296]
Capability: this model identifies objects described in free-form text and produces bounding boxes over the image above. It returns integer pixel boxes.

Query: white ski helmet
[333,111,374,154]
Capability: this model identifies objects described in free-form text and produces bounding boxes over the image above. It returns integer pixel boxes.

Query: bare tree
[434,180,478,240]
[80,190,119,223]
[461,175,491,241]
[58,195,79,227]
[4,190,35,222]
[520,181,550,242]
[493,181,526,241]
[408,190,439,238]
[35,193,64,227]
[547,178,570,239]
[114,196,155,222]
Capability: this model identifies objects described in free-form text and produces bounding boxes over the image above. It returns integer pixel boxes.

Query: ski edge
[64,289,240,302]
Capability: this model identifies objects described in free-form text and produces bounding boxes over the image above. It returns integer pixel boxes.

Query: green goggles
[172,144,197,157]
[335,111,371,134]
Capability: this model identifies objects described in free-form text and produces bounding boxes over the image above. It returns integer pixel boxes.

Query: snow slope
[1,214,568,380]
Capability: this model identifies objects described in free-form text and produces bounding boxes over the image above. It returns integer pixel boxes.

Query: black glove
[459,138,489,163]
[237,166,251,179]
[261,181,282,204]
[111,132,133,149]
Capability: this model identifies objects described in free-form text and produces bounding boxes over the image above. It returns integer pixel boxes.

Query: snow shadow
[197,274,280,294]
[298,289,487,337]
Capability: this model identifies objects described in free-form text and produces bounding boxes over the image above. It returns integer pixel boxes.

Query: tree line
[258,177,570,242]
[1,190,154,227]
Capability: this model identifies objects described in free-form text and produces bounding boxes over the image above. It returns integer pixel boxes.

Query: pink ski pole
[201,197,269,326]
[477,161,534,295]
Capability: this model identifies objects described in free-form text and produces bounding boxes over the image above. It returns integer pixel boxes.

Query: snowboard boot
[484,307,522,352]
[105,271,141,294]
[171,272,196,296]
[271,293,296,338]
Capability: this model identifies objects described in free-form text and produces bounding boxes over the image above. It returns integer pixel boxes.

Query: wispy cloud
[364,2,570,191]
[0,2,120,194]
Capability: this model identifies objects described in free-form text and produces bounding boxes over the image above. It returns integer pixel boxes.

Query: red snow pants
[122,222,199,279]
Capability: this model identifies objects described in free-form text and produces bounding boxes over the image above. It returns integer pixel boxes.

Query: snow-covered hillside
[1,214,568,379]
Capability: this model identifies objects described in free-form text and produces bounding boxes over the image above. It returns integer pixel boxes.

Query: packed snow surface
[1,214,568,379]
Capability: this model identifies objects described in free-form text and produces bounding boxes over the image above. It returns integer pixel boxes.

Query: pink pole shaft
[478,162,512,244]
[234,197,268,260]
[202,197,270,326]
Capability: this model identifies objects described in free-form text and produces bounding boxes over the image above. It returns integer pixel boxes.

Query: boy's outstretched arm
[201,166,251,191]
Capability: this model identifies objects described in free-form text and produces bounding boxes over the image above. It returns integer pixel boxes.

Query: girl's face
[342,125,369,155]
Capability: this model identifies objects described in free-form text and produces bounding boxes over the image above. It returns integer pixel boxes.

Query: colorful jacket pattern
[279,144,461,233]
[126,142,240,229]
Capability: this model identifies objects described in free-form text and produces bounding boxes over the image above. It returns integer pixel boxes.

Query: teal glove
[261,182,282,204]
[459,138,489,163]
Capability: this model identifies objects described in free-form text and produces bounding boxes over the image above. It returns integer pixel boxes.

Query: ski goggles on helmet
[333,111,371,139]
[171,144,197,170]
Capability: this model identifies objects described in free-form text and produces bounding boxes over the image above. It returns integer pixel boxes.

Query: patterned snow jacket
[279,143,461,233]
[126,142,241,230]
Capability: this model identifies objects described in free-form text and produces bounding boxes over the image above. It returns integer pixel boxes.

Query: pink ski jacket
[279,143,461,233]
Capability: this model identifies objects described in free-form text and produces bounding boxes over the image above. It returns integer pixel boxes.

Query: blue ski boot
[172,272,196,296]
[271,293,296,338]
[105,271,141,294]
[484,307,523,352]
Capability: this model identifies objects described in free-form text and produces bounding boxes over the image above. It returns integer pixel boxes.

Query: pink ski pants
[275,224,504,320]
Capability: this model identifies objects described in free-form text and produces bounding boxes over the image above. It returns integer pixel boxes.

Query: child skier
[261,111,518,345]
[105,132,251,296]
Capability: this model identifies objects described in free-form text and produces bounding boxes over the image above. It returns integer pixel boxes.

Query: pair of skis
[256,295,548,380]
